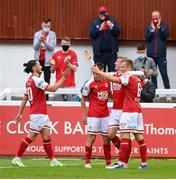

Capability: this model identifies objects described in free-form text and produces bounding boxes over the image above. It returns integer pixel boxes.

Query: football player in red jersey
[84,50,121,151]
[107,57,124,150]
[81,63,112,169]
[12,60,70,167]
[84,51,143,162]
[92,59,147,170]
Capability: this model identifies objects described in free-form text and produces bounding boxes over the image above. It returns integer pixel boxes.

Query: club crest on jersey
[97,91,108,100]
[81,86,89,95]
[105,83,109,88]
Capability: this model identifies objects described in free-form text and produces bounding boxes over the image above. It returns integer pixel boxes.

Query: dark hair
[62,36,71,42]
[23,60,38,74]
[95,63,104,70]
[42,18,51,24]
[137,44,146,51]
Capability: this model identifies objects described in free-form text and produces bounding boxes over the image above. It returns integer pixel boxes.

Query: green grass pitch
[0,156,176,179]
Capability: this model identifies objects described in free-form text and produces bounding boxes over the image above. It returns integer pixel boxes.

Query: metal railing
[1,88,176,100]
[0,88,80,100]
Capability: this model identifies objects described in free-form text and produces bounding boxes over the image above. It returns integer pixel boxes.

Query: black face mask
[99,11,109,21]
[62,45,70,52]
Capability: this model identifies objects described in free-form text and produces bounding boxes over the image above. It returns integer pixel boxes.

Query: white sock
[51,158,57,162]
[14,157,21,160]
[141,162,147,166]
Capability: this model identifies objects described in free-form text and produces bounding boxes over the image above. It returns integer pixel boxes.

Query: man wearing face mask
[89,6,120,72]
[145,10,170,89]
[33,18,57,100]
[133,44,158,79]
[50,37,78,101]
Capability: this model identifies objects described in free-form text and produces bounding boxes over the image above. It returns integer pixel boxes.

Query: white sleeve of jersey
[80,79,92,96]
[127,71,144,76]
[32,76,49,91]
[119,74,130,86]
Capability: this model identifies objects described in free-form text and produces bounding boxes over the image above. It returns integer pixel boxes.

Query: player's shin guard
[138,139,147,163]
[43,139,55,160]
[85,146,92,164]
[111,136,120,150]
[103,144,111,165]
[16,137,33,157]
[118,138,130,164]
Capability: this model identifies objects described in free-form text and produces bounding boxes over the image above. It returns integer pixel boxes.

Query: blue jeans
[151,57,170,89]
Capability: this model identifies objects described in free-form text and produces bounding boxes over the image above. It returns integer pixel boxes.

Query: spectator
[145,10,170,89]
[133,44,158,79]
[140,72,156,102]
[89,6,120,72]
[33,18,57,100]
[50,37,78,101]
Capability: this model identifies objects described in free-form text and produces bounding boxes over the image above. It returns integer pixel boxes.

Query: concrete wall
[0,44,175,92]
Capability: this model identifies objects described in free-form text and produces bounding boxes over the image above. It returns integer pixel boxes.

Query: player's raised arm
[91,65,121,83]
[15,95,28,124]
[46,68,71,92]
[84,50,95,67]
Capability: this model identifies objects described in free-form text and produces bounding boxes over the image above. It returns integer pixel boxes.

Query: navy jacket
[145,22,169,58]
[89,17,120,55]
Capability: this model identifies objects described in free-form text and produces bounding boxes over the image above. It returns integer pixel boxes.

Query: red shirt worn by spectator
[52,50,78,87]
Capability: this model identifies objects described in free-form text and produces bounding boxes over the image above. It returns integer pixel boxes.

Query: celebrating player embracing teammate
[92,58,148,170]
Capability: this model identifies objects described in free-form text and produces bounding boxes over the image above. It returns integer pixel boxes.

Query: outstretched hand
[84,50,92,60]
